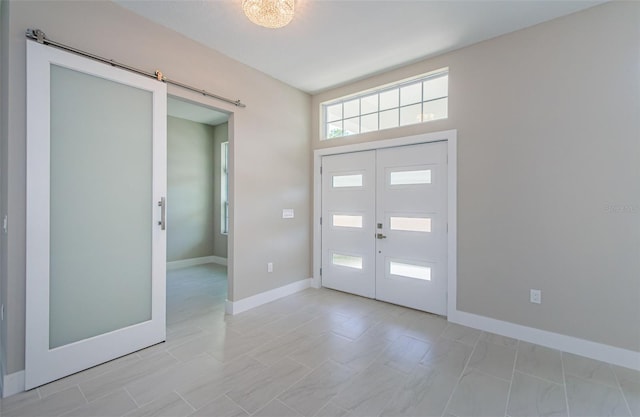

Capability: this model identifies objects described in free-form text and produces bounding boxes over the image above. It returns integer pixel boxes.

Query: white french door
[321,151,376,298]
[321,142,448,314]
[25,41,167,389]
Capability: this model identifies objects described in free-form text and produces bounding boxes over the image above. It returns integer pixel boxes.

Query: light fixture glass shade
[242,0,294,29]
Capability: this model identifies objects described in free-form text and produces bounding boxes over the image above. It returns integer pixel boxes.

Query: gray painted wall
[312,2,640,353]
[0,0,310,376]
[167,116,217,262]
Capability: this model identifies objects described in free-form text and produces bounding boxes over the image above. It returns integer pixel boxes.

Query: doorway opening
[166,96,231,326]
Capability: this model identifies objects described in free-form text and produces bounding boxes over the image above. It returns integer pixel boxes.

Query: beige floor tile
[40,354,140,398]
[189,395,249,417]
[61,389,137,417]
[125,354,222,406]
[332,362,405,416]
[168,332,228,362]
[446,368,510,417]
[565,375,630,417]
[253,399,302,417]
[224,310,287,335]
[210,330,276,363]
[278,360,357,416]
[249,331,317,367]
[404,314,448,344]
[381,364,460,417]
[376,335,432,374]
[331,315,379,340]
[314,402,351,417]
[290,313,351,338]
[330,332,391,372]
[137,325,207,359]
[124,392,194,417]
[287,332,352,369]
[79,352,178,402]
[480,331,518,348]
[420,338,473,377]
[0,388,42,413]
[507,371,567,417]
[4,264,634,417]
[225,358,309,414]
[515,342,563,384]
[441,323,482,347]
[467,339,516,381]
[4,387,86,417]
[260,309,318,337]
[178,355,267,410]
[619,380,640,417]
[611,365,640,386]
[563,352,619,388]
[612,366,640,416]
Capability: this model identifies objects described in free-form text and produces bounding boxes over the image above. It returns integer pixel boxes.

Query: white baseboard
[2,370,25,398]
[226,278,312,315]
[449,309,640,371]
[167,255,227,270]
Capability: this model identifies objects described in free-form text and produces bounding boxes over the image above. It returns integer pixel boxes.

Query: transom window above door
[321,69,448,140]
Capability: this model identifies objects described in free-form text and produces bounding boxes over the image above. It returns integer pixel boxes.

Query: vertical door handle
[158,197,166,230]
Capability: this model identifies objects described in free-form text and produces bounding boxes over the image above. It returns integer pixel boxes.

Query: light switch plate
[282,209,294,219]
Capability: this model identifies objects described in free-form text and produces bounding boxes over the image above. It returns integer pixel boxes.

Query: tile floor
[1,263,638,417]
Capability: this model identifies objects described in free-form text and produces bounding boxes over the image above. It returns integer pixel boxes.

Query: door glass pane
[390,261,431,281]
[390,217,431,232]
[49,65,153,349]
[333,174,363,188]
[332,253,363,269]
[333,215,363,228]
[390,169,432,185]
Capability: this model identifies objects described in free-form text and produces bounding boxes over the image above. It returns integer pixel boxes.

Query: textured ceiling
[115,0,605,94]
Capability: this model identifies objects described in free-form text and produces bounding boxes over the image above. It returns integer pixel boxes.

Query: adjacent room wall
[1,0,310,377]
[312,1,640,353]
[167,116,217,262]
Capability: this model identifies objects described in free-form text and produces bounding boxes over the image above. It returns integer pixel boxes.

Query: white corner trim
[449,309,640,371]
[2,370,25,398]
[167,255,227,270]
[225,278,312,315]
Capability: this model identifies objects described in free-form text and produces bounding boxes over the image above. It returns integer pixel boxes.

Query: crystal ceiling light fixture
[242,0,295,29]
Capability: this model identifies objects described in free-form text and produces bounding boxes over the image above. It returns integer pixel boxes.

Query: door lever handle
[158,197,166,230]
[376,233,387,239]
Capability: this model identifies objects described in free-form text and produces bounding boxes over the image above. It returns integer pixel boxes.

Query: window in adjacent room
[321,68,448,139]
[221,141,229,235]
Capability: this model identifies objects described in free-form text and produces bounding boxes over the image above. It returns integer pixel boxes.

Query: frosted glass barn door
[25,41,167,389]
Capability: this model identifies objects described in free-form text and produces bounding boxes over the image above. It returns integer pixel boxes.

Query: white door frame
[313,129,457,317]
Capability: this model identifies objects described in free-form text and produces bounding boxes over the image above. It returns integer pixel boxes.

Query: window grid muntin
[323,71,448,139]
